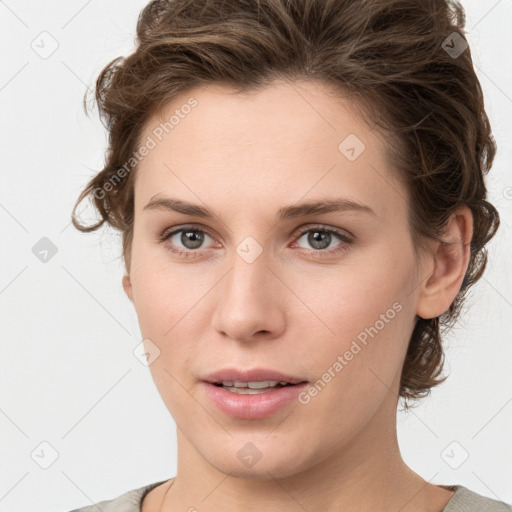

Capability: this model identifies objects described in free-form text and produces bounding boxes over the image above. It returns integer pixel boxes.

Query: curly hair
[72,0,499,407]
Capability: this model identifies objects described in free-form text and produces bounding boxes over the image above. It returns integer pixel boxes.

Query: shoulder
[64,479,171,512]
[443,485,512,511]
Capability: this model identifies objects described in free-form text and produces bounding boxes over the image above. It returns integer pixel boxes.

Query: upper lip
[202,368,308,385]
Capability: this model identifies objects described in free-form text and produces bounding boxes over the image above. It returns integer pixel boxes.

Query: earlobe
[122,274,134,304]
[416,207,473,320]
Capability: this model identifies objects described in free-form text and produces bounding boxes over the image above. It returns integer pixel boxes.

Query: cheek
[129,257,211,378]
[129,246,199,336]
[298,251,416,396]
[294,289,412,446]
[305,287,409,390]
[133,270,201,419]
[131,279,170,339]
[299,250,414,342]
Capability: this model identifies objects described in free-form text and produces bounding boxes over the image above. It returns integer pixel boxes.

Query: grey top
[67,479,512,512]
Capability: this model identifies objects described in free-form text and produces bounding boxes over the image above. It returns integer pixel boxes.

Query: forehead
[134,79,406,221]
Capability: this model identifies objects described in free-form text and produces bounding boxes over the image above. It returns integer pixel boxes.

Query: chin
[212,461,301,481]
[203,441,310,481]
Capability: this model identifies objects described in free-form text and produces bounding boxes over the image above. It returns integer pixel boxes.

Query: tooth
[233,381,248,388]
[247,380,279,389]
[220,381,234,386]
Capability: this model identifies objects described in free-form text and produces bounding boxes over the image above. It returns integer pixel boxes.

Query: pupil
[182,230,203,249]
[309,230,330,250]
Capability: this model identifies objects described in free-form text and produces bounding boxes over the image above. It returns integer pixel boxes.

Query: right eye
[159,225,217,258]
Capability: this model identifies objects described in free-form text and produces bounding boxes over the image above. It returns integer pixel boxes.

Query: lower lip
[202,382,309,419]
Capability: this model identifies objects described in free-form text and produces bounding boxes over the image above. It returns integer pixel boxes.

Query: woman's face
[123,79,428,479]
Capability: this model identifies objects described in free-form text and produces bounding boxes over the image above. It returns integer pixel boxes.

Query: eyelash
[158,224,354,259]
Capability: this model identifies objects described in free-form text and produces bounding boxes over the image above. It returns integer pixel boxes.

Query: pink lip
[202,381,309,419]
[200,367,309,420]
[202,367,307,385]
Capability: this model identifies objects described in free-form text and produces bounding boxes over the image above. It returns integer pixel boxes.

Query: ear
[416,206,474,320]
[122,273,134,304]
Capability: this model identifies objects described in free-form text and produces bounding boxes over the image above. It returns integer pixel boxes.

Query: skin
[122,79,473,512]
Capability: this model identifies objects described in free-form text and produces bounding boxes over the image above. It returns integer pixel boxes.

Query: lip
[202,381,309,419]
[202,367,307,385]
[200,367,309,420]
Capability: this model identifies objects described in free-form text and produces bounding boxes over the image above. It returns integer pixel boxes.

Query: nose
[211,246,286,344]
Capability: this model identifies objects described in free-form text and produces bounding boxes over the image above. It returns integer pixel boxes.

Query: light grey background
[1,1,511,510]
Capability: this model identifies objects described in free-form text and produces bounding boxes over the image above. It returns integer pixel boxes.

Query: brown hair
[72,0,499,408]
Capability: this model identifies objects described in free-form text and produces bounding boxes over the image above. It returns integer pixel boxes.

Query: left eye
[294,227,349,252]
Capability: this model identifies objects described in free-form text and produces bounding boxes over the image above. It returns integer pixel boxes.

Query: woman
[69,0,511,510]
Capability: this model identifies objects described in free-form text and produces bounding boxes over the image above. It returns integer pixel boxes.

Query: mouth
[201,373,310,419]
[201,372,309,420]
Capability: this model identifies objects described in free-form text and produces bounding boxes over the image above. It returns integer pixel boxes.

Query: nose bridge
[222,217,272,290]
[225,237,272,305]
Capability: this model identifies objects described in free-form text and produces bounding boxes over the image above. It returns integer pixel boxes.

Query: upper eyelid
[162,223,217,241]
[295,224,352,237]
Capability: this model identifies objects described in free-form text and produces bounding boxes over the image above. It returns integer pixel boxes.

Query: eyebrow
[143,195,376,221]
